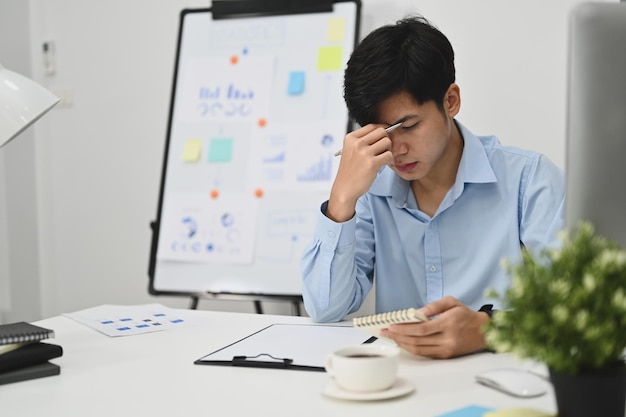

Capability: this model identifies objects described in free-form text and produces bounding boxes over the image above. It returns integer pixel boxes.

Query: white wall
[0,0,43,323]
[0,0,613,322]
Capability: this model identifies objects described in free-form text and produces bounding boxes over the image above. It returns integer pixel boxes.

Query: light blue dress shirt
[301,121,565,322]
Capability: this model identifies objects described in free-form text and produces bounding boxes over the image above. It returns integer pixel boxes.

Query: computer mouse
[475,368,549,398]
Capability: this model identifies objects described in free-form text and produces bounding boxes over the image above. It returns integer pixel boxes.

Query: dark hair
[343,16,456,126]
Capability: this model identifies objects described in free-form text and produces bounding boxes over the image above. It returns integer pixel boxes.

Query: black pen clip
[232,353,294,368]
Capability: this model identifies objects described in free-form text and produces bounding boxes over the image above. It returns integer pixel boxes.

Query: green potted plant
[484,221,626,417]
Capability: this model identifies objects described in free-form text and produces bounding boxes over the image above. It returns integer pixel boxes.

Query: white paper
[157,193,258,264]
[63,304,200,337]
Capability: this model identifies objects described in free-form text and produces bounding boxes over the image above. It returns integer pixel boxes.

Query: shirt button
[327,231,336,238]
[430,265,437,272]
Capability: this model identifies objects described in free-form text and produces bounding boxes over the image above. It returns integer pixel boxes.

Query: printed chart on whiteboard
[149,1,361,297]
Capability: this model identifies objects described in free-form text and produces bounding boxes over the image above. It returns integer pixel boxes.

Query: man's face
[377,87,460,182]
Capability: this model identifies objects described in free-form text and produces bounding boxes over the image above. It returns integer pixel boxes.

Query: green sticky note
[317,46,343,71]
[208,138,233,162]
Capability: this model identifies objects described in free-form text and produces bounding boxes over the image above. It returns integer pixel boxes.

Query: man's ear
[444,83,461,117]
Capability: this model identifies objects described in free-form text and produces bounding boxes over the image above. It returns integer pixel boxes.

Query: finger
[368,136,392,156]
[397,342,456,359]
[388,332,458,359]
[387,319,441,337]
[420,295,459,317]
[341,125,385,156]
[385,330,442,346]
[350,124,380,138]
[361,126,390,147]
[372,151,394,167]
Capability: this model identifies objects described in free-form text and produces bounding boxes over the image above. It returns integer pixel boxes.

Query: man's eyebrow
[390,115,419,126]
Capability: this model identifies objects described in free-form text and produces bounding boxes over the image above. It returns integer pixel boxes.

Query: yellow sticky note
[317,46,343,71]
[182,139,202,162]
[327,18,345,42]
[484,408,555,417]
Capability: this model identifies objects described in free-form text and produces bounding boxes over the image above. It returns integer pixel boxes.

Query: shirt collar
[368,120,497,202]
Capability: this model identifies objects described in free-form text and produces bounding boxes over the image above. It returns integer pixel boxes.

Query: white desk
[0,309,557,417]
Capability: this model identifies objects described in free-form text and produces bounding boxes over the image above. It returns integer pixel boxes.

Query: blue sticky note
[287,71,305,95]
[436,405,495,417]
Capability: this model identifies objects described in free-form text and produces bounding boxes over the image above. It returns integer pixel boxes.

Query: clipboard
[194,323,375,371]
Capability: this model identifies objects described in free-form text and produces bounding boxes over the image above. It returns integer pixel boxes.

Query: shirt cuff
[317,200,356,249]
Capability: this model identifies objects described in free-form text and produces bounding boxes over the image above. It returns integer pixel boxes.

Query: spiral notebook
[0,322,55,345]
[352,308,428,339]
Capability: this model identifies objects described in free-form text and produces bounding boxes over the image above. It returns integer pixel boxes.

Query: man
[300,16,565,359]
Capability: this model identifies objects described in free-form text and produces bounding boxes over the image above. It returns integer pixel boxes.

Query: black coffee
[345,354,383,358]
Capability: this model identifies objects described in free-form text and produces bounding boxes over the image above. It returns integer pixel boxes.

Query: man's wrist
[477,304,496,353]
[325,198,356,223]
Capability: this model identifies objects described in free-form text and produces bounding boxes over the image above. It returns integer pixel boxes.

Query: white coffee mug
[324,344,400,392]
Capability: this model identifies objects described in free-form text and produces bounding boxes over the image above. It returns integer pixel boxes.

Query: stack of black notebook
[0,321,62,385]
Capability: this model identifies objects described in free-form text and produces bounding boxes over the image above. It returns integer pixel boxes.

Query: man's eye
[402,122,419,129]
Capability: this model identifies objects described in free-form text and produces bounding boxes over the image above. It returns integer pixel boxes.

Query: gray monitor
[565,2,626,247]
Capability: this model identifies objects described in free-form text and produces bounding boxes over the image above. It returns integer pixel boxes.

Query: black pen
[334,121,403,157]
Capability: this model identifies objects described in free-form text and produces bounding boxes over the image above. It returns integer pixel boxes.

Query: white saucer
[323,378,415,401]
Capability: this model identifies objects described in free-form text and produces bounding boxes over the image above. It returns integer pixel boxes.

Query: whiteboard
[149,1,361,297]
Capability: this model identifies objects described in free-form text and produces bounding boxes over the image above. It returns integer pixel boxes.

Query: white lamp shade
[0,62,59,148]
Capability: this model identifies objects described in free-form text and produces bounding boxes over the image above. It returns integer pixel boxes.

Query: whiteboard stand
[187,292,303,315]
